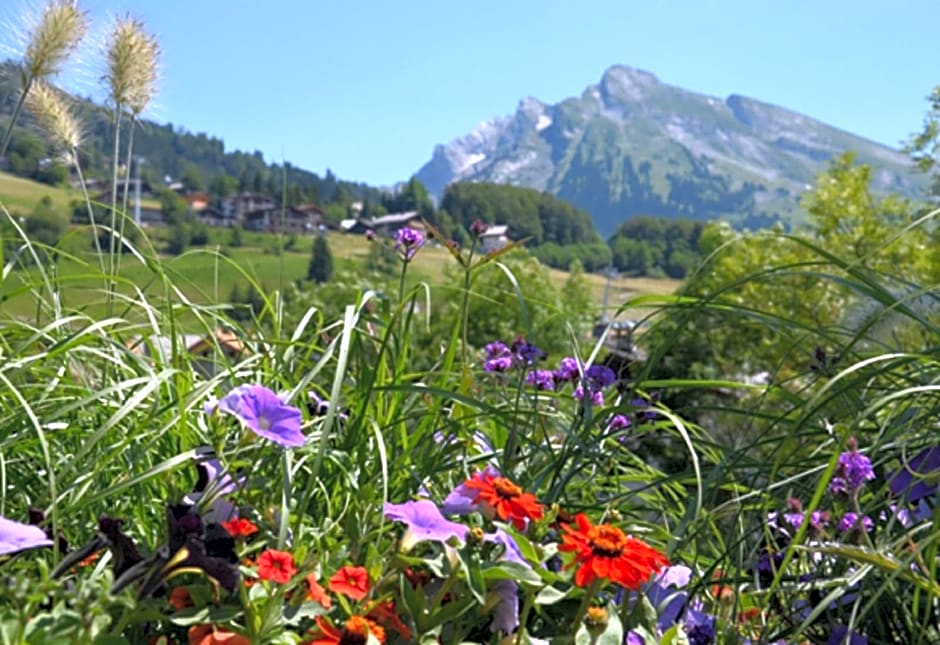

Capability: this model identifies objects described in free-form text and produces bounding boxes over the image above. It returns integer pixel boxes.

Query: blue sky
[7,0,940,186]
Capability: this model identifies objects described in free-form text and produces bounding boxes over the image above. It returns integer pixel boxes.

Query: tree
[180,163,204,192]
[307,234,333,283]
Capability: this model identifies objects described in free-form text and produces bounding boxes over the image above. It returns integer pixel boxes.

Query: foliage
[608,215,704,278]
[441,181,601,247]
[307,233,334,283]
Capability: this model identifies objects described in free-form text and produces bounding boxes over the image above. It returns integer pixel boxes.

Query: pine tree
[307,234,333,283]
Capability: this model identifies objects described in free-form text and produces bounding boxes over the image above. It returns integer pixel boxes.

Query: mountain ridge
[417,64,922,235]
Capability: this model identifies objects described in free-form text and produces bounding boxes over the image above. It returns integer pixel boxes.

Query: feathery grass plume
[25,78,106,268]
[0,0,87,159]
[23,0,87,82]
[25,79,82,158]
[102,15,159,295]
[104,15,159,117]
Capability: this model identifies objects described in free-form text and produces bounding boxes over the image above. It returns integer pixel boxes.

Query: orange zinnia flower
[305,573,332,608]
[328,565,371,601]
[187,624,251,645]
[304,615,386,645]
[559,513,668,590]
[463,471,543,530]
[256,549,297,584]
[221,518,258,538]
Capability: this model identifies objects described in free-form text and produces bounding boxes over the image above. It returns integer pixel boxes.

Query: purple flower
[441,464,500,515]
[384,500,468,551]
[308,390,349,423]
[484,527,529,568]
[609,414,631,431]
[395,226,425,260]
[683,599,716,645]
[489,579,519,633]
[213,384,305,448]
[888,445,940,503]
[0,516,53,555]
[829,438,875,496]
[484,341,514,372]
[525,369,555,391]
[647,564,692,630]
[574,385,604,407]
[838,512,873,533]
[511,337,544,365]
[585,365,616,388]
[554,356,580,382]
[626,632,646,645]
[183,452,239,523]
[470,219,489,236]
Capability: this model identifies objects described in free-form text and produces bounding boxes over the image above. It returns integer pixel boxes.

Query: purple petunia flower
[395,227,425,260]
[525,369,555,391]
[213,384,305,448]
[626,632,647,645]
[829,437,875,496]
[554,356,580,382]
[489,579,519,633]
[838,512,873,534]
[484,527,529,569]
[183,451,240,523]
[683,599,716,645]
[0,516,53,556]
[646,564,693,631]
[441,465,501,515]
[384,500,468,551]
[888,445,940,503]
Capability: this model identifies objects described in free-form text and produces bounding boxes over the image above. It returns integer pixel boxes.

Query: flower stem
[570,578,603,637]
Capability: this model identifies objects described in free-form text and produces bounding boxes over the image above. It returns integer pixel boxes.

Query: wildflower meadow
[2,3,940,645]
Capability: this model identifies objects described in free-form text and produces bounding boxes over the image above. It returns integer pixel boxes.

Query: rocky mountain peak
[598,65,660,104]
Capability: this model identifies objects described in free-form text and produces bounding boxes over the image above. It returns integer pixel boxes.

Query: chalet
[369,211,424,237]
[185,192,211,211]
[288,203,325,232]
[341,218,373,234]
[479,224,510,253]
[126,329,248,378]
[242,207,281,231]
[221,192,277,219]
[198,206,235,228]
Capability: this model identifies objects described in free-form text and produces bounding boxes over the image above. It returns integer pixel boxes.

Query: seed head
[26,79,82,155]
[104,15,159,115]
[23,0,87,83]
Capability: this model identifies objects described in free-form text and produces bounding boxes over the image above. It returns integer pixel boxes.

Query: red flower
[463,471,543,530]
[256,549,297,584]
[304,615,386,644]
[169,586,193,610]
[328,565,371,601]
[305,573,332,608]
[187,624,251,645]
[559,513,668,590]
[368,600,412,641]
[221,518,258,538]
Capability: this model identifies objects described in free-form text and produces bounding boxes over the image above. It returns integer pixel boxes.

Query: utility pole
[134,156,144,227]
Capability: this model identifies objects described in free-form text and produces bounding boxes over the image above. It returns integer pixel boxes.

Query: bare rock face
[417,64,920,236]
